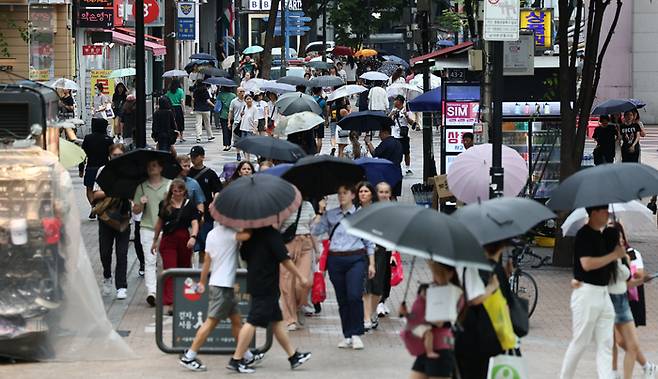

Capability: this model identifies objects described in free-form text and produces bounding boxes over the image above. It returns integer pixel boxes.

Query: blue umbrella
[190,53,216,61]
[591,99,639,115]
[354,157,402,188]
[259,163,293,177]
[203,77,238,87]
[337,110,393,133]
[408,88,442,112]
[382,55,410,69]
[627,98,646,109]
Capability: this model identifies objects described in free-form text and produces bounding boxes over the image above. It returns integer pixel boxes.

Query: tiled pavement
[6,120,658,378]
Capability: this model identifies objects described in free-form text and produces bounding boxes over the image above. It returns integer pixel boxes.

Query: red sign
[82,45,103,56]
[445,102,479,126]
[182,278,201,302]
[132,0,160,24]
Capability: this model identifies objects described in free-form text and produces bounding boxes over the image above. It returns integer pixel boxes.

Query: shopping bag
[425,283,462,323]
[311,271,326,304]
[487,353,528,379]
[390,251,403,286]
[628,265,639,301]
[483,289,516,350]
[318,240,329,272]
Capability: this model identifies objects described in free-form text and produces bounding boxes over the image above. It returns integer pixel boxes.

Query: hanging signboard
[445,102,480,126]
[121,0,165,27]
[176,2,195,40]
[79,0,112,7]
[503,31,534,76]
[440,82,480,175]
[78,8,114,28]
[83,45,103,56]
[483,0,520,41]
[520,8,553,50]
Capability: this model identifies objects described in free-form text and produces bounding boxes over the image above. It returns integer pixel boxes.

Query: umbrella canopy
[447,143,528,203]
[328,84,368,101]
[260,81,296,94]
[221,55,236,69]
[378,61,401,77]
[408,88,442,112]
[309,56,334,63]
[561,201,655,237]
[96,149,181,199]
[243,78,269,93]
[547,163,658,211]
[337,110,393,133]
[49,78,79,91]
[258,163,293,177]
[354,157,402,188]
[213,174,301,229]
[452,197,556,245]
[627,98,646,109]
[332,45,354,56]
[233,135,306,162]
[308,75,344,88]
[274,112,325,136]
[162,69,188,78]
[382,55,409,69]
[591,99,639,115]
[276,92,322,116]
[198,66,229,77]
[203,77,238,87]
[355,49,378,58]
[306,61,333,70]
[387,82,423,101]
[58,138,86,169]
[343,203,491,270]
[108,68,136,78]
[409,73,441,90]
[360,71,389,82]
[243,45,264,55]
[189,53,216,61]
[282,155,365,198]
[277,76,309,87]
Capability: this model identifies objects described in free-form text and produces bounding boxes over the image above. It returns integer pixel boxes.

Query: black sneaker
[243,349,265,367]
[330,147,336,156]
[314,303,322,314]
[288,351,312,369]
[179,353,206,371]
[208,136,216,141]
[226,358,255,373]
[88,211,96,220]
[146,294,155,307]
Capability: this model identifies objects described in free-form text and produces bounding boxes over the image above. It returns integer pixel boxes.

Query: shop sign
[484,0,520,41]
[120,0,165,27]
[520,9,553,49]
[445,102,479,126]
[82,45,103,56]
[79,0,112,7]
[90,70,115,98]
[78,8,114,28]
[445,128,474,153]
[248,0,302,11]
[132,0,160,24]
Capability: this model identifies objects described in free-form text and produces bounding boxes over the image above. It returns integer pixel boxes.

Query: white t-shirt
[390,107,411,139]
[240,105,258,132]
[344,64,357,82]
[368,86,389,111]
[608,259,631,295]
[456,266,486,301]
[206,225,239,288]
[255,100,268,120]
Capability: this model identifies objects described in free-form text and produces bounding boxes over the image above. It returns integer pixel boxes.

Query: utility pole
[135,0,146,148]
[321,0,327,62]
[420,6,436,182]
[280,0,288,77]
[489,40,504,199]
[233,0,241,81]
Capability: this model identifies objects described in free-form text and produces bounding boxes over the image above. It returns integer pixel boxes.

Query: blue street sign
[288,16,311,22]
[274,26,311,33]
[176,18,195,40]
[275,30,307,37]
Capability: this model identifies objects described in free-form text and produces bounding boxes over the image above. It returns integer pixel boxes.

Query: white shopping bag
[425,283,462,323]
[487,354,529,379]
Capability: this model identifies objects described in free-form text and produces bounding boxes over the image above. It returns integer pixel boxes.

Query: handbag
[483,289,517,351]
[311,271,326,304]
[394,110,409,137]
[281,205,303,243]
[93,197,131,232]
[508,293,529,338]
[162,199,189,234]
[390,251,404,286]
[487,351,528,379]
[103,104,115,120]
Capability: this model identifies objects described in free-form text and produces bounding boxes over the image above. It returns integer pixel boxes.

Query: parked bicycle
[508,240,541,318]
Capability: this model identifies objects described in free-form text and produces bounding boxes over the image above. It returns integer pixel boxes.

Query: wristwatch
[190,235,197,239]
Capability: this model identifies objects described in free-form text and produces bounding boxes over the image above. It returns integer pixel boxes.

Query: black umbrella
[591,99,638,115]
[96,149,181,199]
[213,174,301,229]
[277,76,310,87]
[306,61,333,70]
[204,77,237,87]
[308,75,344,88]
[343,202,491,270]
[452,197,556,245]
[190,53,216,61]
[337,110,393,132]
[282,155,365,198]
[198,66,229,77]
[275,92,322,116]
[234,136,306,162]
[547,163,658,211]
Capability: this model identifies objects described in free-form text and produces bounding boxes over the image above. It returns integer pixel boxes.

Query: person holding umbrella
[389,95,415,175]
[215,87,236,149]
[365,124,403,197]
[192,80,216,143]
[165,79,186,143]
[312,87,328,153]
[592,115,618,165]
[312,185,375,350]
[228,87,247,152]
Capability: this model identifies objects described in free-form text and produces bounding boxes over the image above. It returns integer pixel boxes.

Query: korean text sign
[445,102,479,126]
[520,9,553,49]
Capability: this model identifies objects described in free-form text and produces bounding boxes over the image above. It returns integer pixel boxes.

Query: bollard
[155,268,273,354]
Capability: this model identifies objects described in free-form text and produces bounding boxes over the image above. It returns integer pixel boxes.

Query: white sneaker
[382,303,391,315]
[287,323,297,331]
[644,362,657,379]
[364,321,372,331]
[116,288,127,300]
[101,278,113,296]
[377,303,387,318]
[337,338,352,349]
[351,335,364,350]
[612,371,621,379]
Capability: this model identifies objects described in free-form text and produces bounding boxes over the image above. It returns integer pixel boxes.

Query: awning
[107,30,167,56]
[408,88,441,112]
[410,41,474,66]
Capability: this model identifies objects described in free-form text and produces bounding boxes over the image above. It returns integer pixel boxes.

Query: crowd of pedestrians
[592,109,646,165]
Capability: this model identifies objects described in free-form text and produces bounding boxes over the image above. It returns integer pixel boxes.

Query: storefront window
[29,5,56,82]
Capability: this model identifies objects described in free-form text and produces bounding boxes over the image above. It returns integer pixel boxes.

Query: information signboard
[484,0,520,41]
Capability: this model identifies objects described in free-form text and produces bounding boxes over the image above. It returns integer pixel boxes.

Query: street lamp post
[489,42,504,199]
[135,0,146,148]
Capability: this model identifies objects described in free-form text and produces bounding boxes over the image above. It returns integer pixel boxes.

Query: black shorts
[411,350,455,378]
[84,166,99,188]
[257,118,266,132]
[396,136,410,155]
[314,124,325,139]
[365,248,389,295]
[247,295,283,328]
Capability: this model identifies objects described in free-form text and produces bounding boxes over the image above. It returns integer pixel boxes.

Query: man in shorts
[179,221,260,372]
[389,95,416,175]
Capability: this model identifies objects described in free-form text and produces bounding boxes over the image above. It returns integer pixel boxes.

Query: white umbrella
[360,71,389,81]
[327,84,368,101]
[409,74,441,90]
[222,55,236,70]
[561,201,655,237]
[48,78,79,91]
[274,111,325,137]
[260,81,296,94]
[386,82,422,100]
[243,78,268,93]
[310,56,334,63]
[108,68,136,79]
[447,143,528,203]
[162,69,188,78]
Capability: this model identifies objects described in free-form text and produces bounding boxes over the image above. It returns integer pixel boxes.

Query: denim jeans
[327,254,367,338]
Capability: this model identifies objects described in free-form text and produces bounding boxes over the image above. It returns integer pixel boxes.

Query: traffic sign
[274,25,311,33]
[274,29,307,37]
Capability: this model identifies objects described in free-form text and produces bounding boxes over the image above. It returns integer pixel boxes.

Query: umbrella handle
[399,256,416,317]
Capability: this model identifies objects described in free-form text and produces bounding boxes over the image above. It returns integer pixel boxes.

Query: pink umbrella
[447,143,528,203]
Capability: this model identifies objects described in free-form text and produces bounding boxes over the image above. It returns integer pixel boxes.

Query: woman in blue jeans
[312,185,375,350]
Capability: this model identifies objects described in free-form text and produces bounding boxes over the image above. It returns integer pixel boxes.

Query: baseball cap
[190,145,205,157]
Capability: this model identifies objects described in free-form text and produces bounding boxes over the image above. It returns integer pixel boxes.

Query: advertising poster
[445,128,474,153]
[445,102,479,126]
[90,70,115,98]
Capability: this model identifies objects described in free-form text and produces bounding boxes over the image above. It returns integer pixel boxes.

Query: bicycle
[508,243,540,318]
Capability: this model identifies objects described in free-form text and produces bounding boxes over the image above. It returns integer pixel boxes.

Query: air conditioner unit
[468,49,483,71]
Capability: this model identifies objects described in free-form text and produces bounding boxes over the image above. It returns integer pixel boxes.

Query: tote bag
[425,283,462,323]
[487,353,528,379]
[483,289,516,350]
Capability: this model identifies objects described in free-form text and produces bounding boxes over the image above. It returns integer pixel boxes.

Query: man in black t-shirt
[188,146,222,256]
[365,124,403,197]
[620,111,641,162]
[592,115,618,165]
[560,205,625,379]
[228,226,312,373]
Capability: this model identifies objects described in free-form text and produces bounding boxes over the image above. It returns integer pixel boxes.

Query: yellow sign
[29,68,51,82]
[520,9,553,49]
[90,70,115,98]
